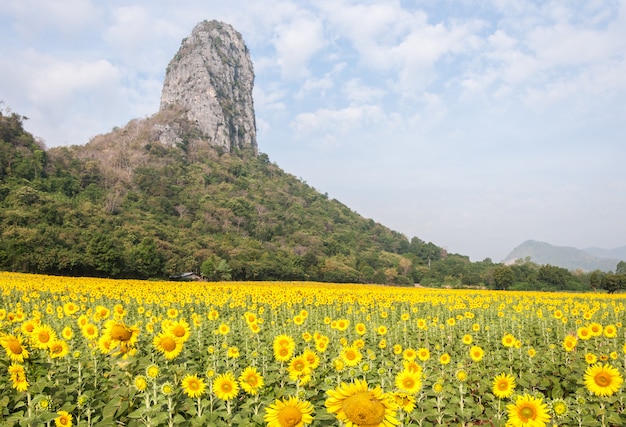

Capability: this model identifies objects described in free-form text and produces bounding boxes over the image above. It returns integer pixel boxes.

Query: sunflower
[326,379,400,427]
[355,323,367,335]
[341,346,363,367]
[146,364,160,379]
[265,396,314,427]
[239,366,264,395]
[604,324,617,338]
[213,372,239,401]
[61,326,73,340]
[416,347,430,362]
[1,334,30,362]
[181,374,206,398]
[584,363,624,397]
[288,354,312,381]
[153,332,183,360]
[31,324,57,349]
[577,326,591,340]
[81,323,99,341]
[134,375,148,392]
[439,353,451,365]
[103,320,139,347]
[462,334,473,345]
[395,369,422,394]
[585,353,598,365]
[302,348,320,369]
[589,322,603,337]
[492,373,516,399]
[8,363,29,392]
[506,394,550,427]
[55,410,73,427]
[562,335,577,352]
[168,319,191,342]
[402,348,417,362]
[469,346,484,362]
[502,333,516,348]
[392,392,416,413]
[550,398,568,418]
[49,340,69,359]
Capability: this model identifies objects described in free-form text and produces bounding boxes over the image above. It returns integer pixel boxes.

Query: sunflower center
[498,381,509,391]
[595,373,611,387]
[403,378,415,389]
[8,340,23,355]
[161,337,176,352]
[221,383,232,392]
[39,331,50,343]
[343,391,386,426]
[519,405,535,421]
[189,380,200,391]
[172,325,185,337]
[246,375,258,387]
[277,406,303,427]
[110,324,132,341]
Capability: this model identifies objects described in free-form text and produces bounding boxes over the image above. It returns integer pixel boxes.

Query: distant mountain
[582,246,626,260]
[503,240,622,272]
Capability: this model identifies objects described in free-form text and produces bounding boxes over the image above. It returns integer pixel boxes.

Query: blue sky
[2,0,625,262]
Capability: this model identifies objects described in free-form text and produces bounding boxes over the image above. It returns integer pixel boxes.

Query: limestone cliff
[160,20,257,153]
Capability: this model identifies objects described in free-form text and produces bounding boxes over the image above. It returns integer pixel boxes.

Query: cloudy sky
[2,0,626,262]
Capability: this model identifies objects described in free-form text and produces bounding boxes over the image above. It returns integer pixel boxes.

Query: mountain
[0,20,444,283]
[582,246,626,260]
[160,21,257,153]
[503,240,621,272]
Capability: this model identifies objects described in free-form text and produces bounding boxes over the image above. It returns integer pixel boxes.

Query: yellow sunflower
[288,354,312,382]
[31,324,57,349]
[469,345,484,362]
[341,345,363,367]
[213,372,239,401]
[326,379,400,427]
[181,374,206,398]
[506,394,550,427]
[395,369,422,394]
[302,348,320,369]
[265,396,314,427]
[55,410,73,427]
[584,363,624,397]
[103,320,139,347]
[577,326,591,340]
[392,392,416,413]
[239,366,264,395]
[8,363,29,392]
[81,323,99,341]
[492,373,516,399]
[1,334,30,362]
[168,319,191,342]
[49,340,69,359]
[416,347,430,362]
[152,332,183,360]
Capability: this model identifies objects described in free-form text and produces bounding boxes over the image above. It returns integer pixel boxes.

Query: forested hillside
[1,107,446,283]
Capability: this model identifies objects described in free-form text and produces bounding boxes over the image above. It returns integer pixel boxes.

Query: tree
[600,274,626,294]
[616,261,626,274]
[493,266,514,290]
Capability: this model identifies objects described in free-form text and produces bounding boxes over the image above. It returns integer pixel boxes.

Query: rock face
[160,20,257,153]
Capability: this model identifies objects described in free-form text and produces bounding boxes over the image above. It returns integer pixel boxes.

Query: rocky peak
[160,20,257,153]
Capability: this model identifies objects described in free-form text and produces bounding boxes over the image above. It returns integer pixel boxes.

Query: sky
[2,0,626,262]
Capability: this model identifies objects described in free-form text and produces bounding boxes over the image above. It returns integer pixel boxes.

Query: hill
[0,21,447,283]
[503,240,621,272]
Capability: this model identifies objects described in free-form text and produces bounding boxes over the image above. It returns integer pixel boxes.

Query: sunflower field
[1,271,626,427]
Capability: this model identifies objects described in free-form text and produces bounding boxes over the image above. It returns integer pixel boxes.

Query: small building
[169,272,203,282]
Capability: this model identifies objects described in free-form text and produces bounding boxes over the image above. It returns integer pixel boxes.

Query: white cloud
[343,78,385,104]
[272,12,326,79]
[2,0,102,36]
[290,104,385,139]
